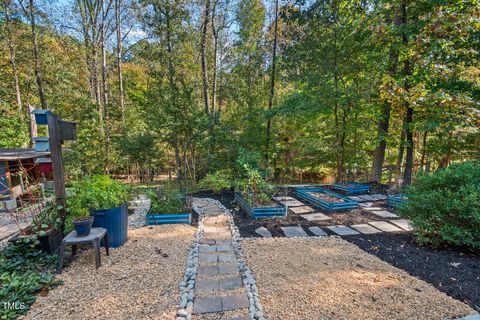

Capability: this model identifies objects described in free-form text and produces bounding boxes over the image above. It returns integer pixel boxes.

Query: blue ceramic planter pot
[73,217,93,237]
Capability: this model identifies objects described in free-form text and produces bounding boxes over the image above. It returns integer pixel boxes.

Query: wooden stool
[57,227,109,273]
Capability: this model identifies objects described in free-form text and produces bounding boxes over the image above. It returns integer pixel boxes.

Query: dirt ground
[25,225,195,320]
[242,237,475,320]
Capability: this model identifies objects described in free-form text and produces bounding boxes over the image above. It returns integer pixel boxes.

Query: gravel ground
[242,237,475,320]
[25,225,195,320]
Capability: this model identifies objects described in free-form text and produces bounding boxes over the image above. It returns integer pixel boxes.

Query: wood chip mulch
[25,225,195,320]
[242,237,475,320]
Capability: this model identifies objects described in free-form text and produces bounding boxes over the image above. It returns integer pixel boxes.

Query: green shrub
[236,164,276,206]
[148,184,187,214]
[399,161,480,249]
[197,169,233,193]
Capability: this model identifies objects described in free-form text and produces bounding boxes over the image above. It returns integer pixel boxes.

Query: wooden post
[47,113,67,235]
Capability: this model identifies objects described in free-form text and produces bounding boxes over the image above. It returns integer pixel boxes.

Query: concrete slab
[372,210,399,218]
[193,296,222,314]
[351,224,382,234]
[255,227,272,238]
[198,265,219,276]
[289,206,315,214]
[359,202,374,208]
[273,196,295,201]
[221,294,249,311]
[327,225,360,236]
[281,226,308,238]
[363,207,383,211]
[308,227,327,236]
[368,221,402,232]
[369,194,387,201]
[218,254,236,263]
[300,213,331,221]
[389,219,413,231]
[196,279,220,292]
[218,263,239,274]
[278,199,305,207]
[219,276,242,290]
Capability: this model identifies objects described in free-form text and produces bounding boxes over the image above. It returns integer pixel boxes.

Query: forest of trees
[1,0,479,186]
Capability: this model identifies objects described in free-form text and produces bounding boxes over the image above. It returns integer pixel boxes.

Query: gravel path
[242,237,475,320]
[26,225,195,320]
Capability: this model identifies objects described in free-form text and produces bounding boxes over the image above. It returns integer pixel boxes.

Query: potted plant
[32,203,64,253]
[67,175,130,247]
[146,185,191,225]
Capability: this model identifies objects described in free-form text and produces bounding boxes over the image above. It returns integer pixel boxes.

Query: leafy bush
[65,175,130,233]
[0,236,60,319]
[399,161,480,249]
[236,164,276,207]
[198,169,233,193]
[148,184,187,214]
[32,202,62,237]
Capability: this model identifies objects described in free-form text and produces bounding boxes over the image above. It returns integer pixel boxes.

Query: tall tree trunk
[101,0,110,173]
[401,0,414,186]
[395,126,406,184]
[211,0,219,116]
[115,0,125,122]
[265,0,279,161]
[20,0,48,108]
[200,0,211,114]
[420,131,428,170]
[371,4,402,183]
[3,0,23,116]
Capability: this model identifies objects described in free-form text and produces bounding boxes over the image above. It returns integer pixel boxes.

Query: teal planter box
[146,213,191,225]
[387,194,406,209]
[31,109,52,125]
[33,137,50,152]
[235,192,286,219]
[295,187,358,212]
[332,182,370,195]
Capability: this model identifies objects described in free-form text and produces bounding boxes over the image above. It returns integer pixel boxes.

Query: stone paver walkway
[351,224,381,234]
[178,198,264,320]
[372,210,399,218]
[300,212,330,221]
[389,219,413,231]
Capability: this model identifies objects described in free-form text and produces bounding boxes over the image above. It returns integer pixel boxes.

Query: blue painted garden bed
[146,213,191,225]
[331,182,370,195]
[295,187,358,212]
[387,194,407,209]
[235,192,286,219]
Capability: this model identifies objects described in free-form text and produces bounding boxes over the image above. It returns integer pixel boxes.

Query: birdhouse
[31,109,52,125]
[35,157,53,173]
[33,137,50,152]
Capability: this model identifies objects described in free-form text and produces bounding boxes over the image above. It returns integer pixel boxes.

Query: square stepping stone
[220,276,242,290]
[348,196,365,202]
[363,207,383,211]
[216,244,234,252]
[308,227,327,236]
[199,254,218,263]
[289,206,315,214]
[196,279,220,292]
[216,239,231,245]
[204,226,230,233]
[221,294,249,311]
[218,263,239,274]
[273,196,295,201]
[199,245,217,253]
[368,221,402,232]
[193,296,222,314]
[389,219,413,231]
[369,194,387,200]
[281,226,308,238]
[359,195,376,201]
[199,239,216,245]
[351,224,381,234]
[327,225,360,236]
[278,199,305,207]
[218,254,236,263]
[359,202,374,208]
[372,210,399,218]
[300,213,331,221]
[198,265,219,276]
[255,227,272,238]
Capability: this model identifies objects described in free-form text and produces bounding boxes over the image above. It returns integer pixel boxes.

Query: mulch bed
[345,232,480,312]
[192,189,392,238]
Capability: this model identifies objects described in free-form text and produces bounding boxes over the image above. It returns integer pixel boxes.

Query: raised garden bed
[387,194,406,209]
[235,192,286,219]
[295,187,358,212]
[146,213,191,225]
[331,182,370,195]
